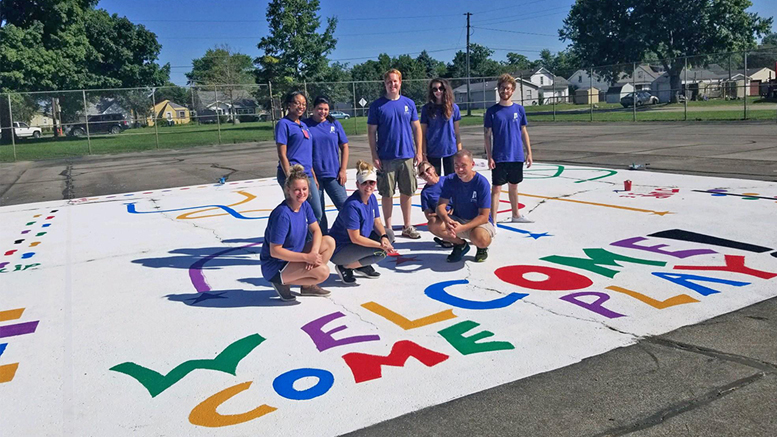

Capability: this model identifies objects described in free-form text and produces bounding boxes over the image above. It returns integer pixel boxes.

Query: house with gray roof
[192,88,264,122]
[514,67,570,104]
[452,78,541,109]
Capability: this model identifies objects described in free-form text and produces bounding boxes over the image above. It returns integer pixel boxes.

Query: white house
[515,67,570,104]
[453,78,540,109]
[568,64,662,97]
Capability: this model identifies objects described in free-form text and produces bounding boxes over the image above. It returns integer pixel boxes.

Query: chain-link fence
[2,49,776,162]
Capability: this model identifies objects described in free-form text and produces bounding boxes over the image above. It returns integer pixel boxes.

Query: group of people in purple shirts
[261,69,533,302]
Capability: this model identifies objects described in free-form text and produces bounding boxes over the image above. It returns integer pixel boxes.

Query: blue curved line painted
[125,203,268,220]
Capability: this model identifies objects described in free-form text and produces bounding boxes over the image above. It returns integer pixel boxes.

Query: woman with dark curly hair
[420,78,462,176]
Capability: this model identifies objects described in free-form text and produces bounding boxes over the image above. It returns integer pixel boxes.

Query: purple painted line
[21,230,30,234]
[188,242,262,293]
[0,262,8,269]
[0,321,39,339]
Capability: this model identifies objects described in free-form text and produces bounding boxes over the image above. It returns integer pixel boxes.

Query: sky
[98,0,777,86]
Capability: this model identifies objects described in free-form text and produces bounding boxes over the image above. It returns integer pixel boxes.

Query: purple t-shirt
[303,117,348,179]
[329,191,380,255]
[484,103,528,163]
[275,117,313,177]
[439,173,492,223]
[420,103,461,158]
[260,201,317,281]
[420,178,451,212]
[367,96,418,161]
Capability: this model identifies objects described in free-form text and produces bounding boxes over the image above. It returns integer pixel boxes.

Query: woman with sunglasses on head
[261,164,335,302]
[420,78,462,176]
[329,161,395,284]
[275,91,323,226]
[302,96,350,234]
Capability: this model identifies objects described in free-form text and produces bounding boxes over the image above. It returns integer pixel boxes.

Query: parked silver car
[621,91,659,108]
[330,111,351,120]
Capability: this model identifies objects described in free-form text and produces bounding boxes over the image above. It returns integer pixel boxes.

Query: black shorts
[492,161,524,186]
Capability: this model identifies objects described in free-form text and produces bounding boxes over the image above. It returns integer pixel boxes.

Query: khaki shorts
[377,158,417,197]
[450,215,496,241]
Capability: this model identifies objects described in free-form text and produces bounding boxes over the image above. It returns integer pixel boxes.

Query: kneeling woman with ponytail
[261,165,335,301]
[329,161,395,284]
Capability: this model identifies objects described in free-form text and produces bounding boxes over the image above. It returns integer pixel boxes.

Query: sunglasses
[431,86,444,91]
[360,180,377,186]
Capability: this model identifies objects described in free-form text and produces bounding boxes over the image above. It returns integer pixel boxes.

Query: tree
[560,0,773,102]
[186,45,254,86]
[255,0,337,86]
[747,33,777,70]
[504,53,534,71]
[416,51,447,78]
[446,44,502,78]
[187,46,255,124]
[0,0,169,140]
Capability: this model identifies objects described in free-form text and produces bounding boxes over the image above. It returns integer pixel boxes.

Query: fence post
[214,85,222,145]
[552,74,556,121]
[268,81,276,130]
[684,56,688,121]
[190,84,197,125]
[352,81,358,135]
[7,94,17,161]
[589,67,593,122]
[743,51,748,120]
[150,89,160,149]
[82,90,92,154]
[520,76,524,107]
[632,62,637,122]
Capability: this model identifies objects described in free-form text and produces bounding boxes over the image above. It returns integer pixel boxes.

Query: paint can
[624,180,632,191]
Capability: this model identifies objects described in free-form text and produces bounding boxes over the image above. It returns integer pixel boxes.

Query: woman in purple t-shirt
[421,78,462,176]
[275,91,324,226]
[302,96,350,234]
[329,161,395,284]
[260,164,335,302]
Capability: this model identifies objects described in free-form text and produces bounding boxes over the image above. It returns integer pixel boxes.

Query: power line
[330,47,462,62]
[156,25,460,40]
[132,1,555,24]
[471,27,557,37]
[474,8,568,25]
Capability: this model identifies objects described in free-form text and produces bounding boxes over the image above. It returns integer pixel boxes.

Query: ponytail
[284,164,310,198]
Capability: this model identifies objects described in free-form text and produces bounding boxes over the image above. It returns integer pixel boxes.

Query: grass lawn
[2,107,775,162]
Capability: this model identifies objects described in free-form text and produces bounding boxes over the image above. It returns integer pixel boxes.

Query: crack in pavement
[644,337,777,373]
[60,162,74,200]
[526,187,597,214]
[211,163,239,182]
[591,372,767,437]
[590,337,777,436]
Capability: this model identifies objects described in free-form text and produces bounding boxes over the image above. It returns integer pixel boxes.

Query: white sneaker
[509,215,534,224]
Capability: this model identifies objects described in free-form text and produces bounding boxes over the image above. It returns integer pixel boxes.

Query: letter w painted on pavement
[110,334,265,397]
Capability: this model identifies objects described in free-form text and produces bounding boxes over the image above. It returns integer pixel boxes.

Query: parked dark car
[620,91,659,108]
[69,113,130,136]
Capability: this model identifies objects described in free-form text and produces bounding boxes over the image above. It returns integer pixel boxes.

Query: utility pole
[465,12,472,117]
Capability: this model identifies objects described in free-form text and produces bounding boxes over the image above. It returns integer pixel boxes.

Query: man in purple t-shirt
[367,69,423,240]
[484,74,534,224]
[433,149,496,263]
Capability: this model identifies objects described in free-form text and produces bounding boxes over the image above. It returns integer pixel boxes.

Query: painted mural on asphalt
[1,162,775,436]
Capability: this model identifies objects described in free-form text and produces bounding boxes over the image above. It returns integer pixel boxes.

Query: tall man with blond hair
[367,68,424,239]
[484,73,534,224]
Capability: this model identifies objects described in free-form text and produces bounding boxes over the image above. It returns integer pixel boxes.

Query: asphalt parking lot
[1,121,776,436]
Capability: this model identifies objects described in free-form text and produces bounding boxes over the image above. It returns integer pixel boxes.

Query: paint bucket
[624,180,632,191]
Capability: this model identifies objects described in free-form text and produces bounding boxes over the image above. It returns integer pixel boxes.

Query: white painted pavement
[1,161,776,436]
